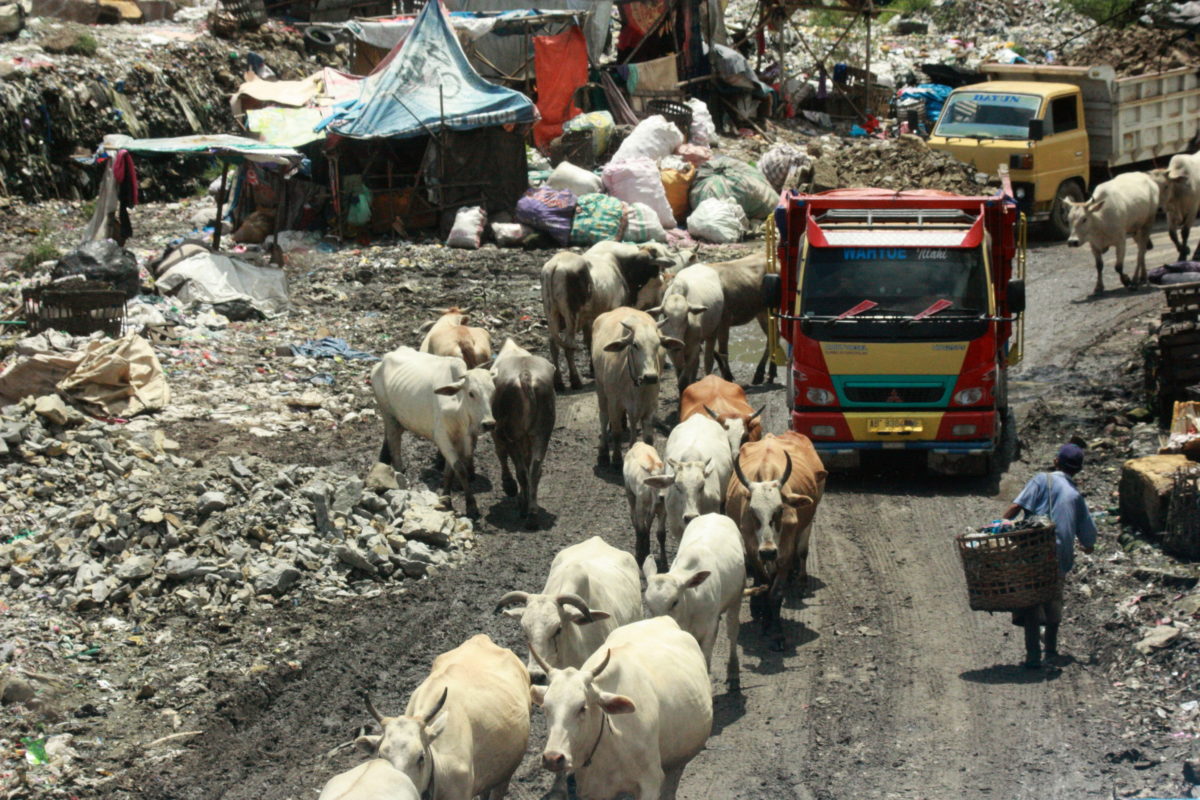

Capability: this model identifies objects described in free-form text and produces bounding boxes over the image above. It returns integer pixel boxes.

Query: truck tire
[1049,181,1085,240]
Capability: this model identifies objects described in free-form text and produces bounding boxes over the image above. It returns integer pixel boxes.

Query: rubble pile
[0,394,473,618]
[809,134,994,194]
[0,19,336,201]
[925,0,1090,37]
[1061,24,1200,76]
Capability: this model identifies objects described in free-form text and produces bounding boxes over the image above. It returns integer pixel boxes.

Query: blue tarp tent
[324,0,536,139]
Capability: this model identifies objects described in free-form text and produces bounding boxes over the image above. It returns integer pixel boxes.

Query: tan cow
[420,307,493,368]
[725,432,827,649]
[356,634,529,800]
[591,307,682,465]
[679,374,765,460]
[705,253,777,385]
[318,759,419,800]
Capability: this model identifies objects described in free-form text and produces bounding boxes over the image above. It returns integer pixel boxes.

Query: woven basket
[23,281,126,338]
[646,99,692,139]
[955,524,1058,611]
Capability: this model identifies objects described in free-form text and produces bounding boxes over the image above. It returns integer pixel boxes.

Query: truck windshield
[934,92,1041,140]
[802,246,988,319]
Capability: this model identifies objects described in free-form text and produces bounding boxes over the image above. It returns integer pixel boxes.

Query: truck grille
[843,385,945,404]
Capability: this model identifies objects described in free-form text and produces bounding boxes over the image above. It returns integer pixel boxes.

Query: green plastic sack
[689,155,778,220]
[570,193,626,246]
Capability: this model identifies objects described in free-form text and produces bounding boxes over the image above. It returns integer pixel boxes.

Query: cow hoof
[501,476,517,496]
[465,505,481,519]
[553,380,566,393]
[1118,274,1131,288]
[570,378,583,390]
[768,636,786,653]
[524,515,539,531]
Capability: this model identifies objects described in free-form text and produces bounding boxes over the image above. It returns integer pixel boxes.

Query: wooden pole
[864,3,873,121]
[212,160,231,251]
[775,6,785,107]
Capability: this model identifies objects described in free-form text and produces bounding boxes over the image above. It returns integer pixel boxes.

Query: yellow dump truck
[927,63,1200,237]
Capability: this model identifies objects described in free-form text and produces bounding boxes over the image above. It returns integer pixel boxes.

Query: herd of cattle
[325,241,825,798]
[1067,151,1200,294]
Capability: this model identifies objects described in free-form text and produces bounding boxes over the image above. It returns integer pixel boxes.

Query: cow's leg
[766,575,786,650]
[752,312,771,385]
[484,778,511,800]
[514,450,531,516]
[716,323,734,381]
[656,512,668,572]
[596,388,612,465]
[494,433,517,497]
[584,325,595,380]
[1188,210,1200,260]
[639,406,654,447]
[548,319,564,392]
[724,601,742,690]
[658,767,684,800]
[1169,216,1187,259]
[455,459,479,517]
[1090,244,1106,294]
[525,455,544,529]
[702,335,716,379]
[1113,237,1131,288]
[379,415,406,473]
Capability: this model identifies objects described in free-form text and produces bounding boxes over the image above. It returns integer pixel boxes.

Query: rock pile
[807,134,995,194]
[927,0,1090,37]
[1061,24,1200,76]
[0,394,471,619]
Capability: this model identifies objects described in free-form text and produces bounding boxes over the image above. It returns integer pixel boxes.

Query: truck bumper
[793,409,997,453]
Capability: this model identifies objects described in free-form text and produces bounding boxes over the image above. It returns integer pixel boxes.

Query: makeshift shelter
[319,0,536,236]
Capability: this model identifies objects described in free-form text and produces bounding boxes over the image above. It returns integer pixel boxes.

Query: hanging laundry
[532,25,589,150]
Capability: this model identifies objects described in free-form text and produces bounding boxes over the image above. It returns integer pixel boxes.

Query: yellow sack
[660,163,695,223]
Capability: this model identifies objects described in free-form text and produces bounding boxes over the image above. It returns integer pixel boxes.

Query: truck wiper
[832,300,878,321]
[908,299,954,321]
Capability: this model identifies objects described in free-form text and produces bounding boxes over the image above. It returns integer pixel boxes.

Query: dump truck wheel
[1049,181,1084,240]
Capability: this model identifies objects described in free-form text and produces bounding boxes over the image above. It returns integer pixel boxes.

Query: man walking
[1001,443,1097,668]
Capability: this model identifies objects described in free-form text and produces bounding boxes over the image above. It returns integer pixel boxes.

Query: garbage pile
[0,392,473,618]
[923,0,1091,37]
[808,133,994,194]
[1060,23,1200,75]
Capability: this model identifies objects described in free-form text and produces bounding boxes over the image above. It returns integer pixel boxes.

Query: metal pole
[212,160,231,250]
[776,6,785,109]
[864,4,873,122]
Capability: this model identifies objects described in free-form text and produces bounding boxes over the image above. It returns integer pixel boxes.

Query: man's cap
[1057,443,1084,473]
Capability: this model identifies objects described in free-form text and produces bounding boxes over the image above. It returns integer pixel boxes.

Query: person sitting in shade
[1001,443,1097,669]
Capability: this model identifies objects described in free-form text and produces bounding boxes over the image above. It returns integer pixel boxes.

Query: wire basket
[645,99,692,139]
[218,0,266,27]
[23,281,126,338]
[955,524,1058,611]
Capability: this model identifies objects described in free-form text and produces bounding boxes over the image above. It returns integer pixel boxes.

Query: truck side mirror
[762,273,782,310]
[1027,119,1044,142]
[1007,279,1026,314]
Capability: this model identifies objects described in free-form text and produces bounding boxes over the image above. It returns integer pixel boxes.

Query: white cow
[650,263,725,391]
[591,307,683,465]
[1065,172,1160,293]
[356,635,529,800]
[642,513,746,689]
[1164,153,1200,261]
[623,442,670,571]
[318,759,420,800]
[530,616,713,800]
[656,413,734,546]
[371,347,495,517]
[495,536,642,684]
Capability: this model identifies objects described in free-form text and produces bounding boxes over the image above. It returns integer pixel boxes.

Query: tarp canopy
[445,0,611,68]
[322,0,535,140]
[98,134,304,165]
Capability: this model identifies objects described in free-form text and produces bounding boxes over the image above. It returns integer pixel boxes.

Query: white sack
[491,221,532,247]
[687,197,747,244]
[446,206,487,249]
[547,161,603,197]
[620,202,668,243]
[156,252,289,318]
[610,114,684,164]
[686,98,716,146]
[603,157,676,229]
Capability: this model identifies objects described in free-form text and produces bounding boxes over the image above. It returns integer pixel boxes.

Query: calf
[540,244,674,390]
[419,307,493,368]
[623,442,670,570]
[490,338,556,529]
[642,513,746,689]
[726,432,827,648]
[530,616,712,800]
[591,307,682,465]
[356,635,529,800]
[495,536,642,684]
[1066,172,1161,293]
[1163,153,1200,260]
[658,413,734,547]
[371,347,495,517]
[318,759,419,800]
[706,252,777,385]
[680,374,765,460]
[649,263,725,390]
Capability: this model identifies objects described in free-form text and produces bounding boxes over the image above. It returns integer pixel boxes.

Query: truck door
[1035,93,1089,208]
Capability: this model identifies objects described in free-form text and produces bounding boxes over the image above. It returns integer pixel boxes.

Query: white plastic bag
[547,161,603,197]
[610,115,684,164]
[446,206,487,249]
[686,98,716,146]
[687,198,747,244]
[621,202,668,243]
[491,221,532,247]
[603,157,676,229]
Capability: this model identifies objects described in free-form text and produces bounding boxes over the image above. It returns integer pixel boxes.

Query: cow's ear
[435,380,465,395]
[1088,199,1106,213]
[784,492,814,509]
[355,735,381,755]
[426,708,448,742]
[660,336,685,351]
[642,555,658,580]
[529,685,547,707]
[568,609,611,625]
[597,691,637,714]
[502,607,525,620]
[684,570,711,589]
[643,474,675,489]
[604,339,629,352]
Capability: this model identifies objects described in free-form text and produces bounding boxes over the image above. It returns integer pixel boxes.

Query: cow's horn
[494,591,530,612]
[750,404,766,421]
[556,593,594,622]
[590,649,612,679]
[528,640,553,675]
[359,690,385,724]
[424,687,448,724]
[733,456,752,490]
[703,405,720,420]
[780,452,793,486]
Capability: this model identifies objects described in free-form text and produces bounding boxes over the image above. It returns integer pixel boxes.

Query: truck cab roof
[953,80,1080,99]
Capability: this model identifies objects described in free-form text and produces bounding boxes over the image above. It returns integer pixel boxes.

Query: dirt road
[127,235,1164,800]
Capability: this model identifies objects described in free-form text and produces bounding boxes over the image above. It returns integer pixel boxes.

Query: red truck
[763,180,1026,473]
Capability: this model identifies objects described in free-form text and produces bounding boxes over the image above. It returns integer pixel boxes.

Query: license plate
[868,417,923,434]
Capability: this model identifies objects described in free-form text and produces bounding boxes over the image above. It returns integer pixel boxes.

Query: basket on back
[955,524,1058,611]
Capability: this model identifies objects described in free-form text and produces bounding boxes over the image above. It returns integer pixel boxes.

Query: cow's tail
[562,260,592,336]
[518,368,537,434]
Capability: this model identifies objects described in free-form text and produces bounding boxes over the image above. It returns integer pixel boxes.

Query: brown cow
[704,253,777,385]
[725,432,826,648]
[420,308,493,368]
[679,375,764,460]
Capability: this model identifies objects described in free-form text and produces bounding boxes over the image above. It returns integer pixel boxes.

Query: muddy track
[119,236,1163,799]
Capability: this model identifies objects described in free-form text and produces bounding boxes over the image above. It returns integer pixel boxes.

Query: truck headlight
[954,388,983,405]
[952,424,977,436]
[806,388,835,405]
[811,425,837,437]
